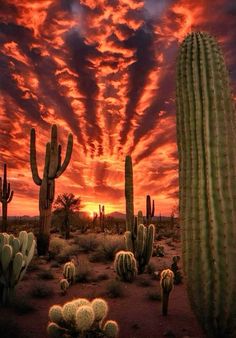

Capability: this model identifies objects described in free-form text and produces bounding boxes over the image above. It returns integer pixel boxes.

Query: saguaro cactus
[176,32,236,337]
[160,269,174,316]
[125,156,135,233]
[99,204,105,232]
[0,164,14,232]
[30,124,73,255]
[146,195,155,225]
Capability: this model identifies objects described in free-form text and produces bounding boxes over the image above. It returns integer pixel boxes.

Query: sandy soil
[0,234,206,338]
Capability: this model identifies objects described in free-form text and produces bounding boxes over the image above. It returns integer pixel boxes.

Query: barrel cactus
[47,297,119,337]
[176,31,236,337]
[0,231,36,305]
[60,278,69,294]
[114,250,137,282]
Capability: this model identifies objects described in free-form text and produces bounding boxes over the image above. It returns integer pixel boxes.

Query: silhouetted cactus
[30,124,73,255]
[114,250,137,282]
[0,164,14,232]
[99,204,105,232]
[160,269,174,316]
[47,297,119,337]
[146,195,155,225]
[0,231,36,305]
[176,31,236,337]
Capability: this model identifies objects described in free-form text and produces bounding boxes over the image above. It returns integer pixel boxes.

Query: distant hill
[107,212,126,219]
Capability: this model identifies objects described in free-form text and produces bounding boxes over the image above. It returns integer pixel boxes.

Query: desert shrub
[90,237,125,262]
[50,261,61,268]
[0,318,29,338]
[37,269,55,280]
[147,262,156,275]
[147,291,161,301]
[54,243,80,264]
[74,234,99,252]
[12,296,36,315]
[106,280,124,298]
[30,283,54,299]
[97,273,109,281]
[75,259,92,283]
[49,237,67,258]
[137,278,152,287]
[27,262,41,272]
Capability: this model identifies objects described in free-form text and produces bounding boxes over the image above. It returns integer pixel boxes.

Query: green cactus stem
[63,261,76,284]
[176,31,236,337]
[0,164,14,232]
[30,124,73,255]
[0,231,36,305]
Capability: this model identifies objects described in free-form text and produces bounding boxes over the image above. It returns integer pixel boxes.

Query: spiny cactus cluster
[30,124,73,256]
[176,31,236,337]
[114,250,137,282]
[47,297,119,338]
[124,155,155,274]
[160,269,174,316]
[0,231,36,305]
[0,164,14,232]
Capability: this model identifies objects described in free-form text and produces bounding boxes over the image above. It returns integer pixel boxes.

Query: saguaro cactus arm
[30,129,42,186]
[55,133,73,178]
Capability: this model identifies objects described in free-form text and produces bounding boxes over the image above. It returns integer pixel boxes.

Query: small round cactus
[47,297,119,337]
[62,301,77,323]
[60,278,69,294]
[91,298,108,322]
[75,305,95,332]
[103,320,119,338]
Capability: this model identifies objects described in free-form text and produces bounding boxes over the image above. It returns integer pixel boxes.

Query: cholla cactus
[60,278,69,295]
[47,297,119,338]
[160,269,174,316]
[114,250,137,282]
[0,231,36,305]
[63,261,76,284]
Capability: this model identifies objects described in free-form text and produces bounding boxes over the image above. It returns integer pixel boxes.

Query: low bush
[30,283,54,299]
[106,279,124,298]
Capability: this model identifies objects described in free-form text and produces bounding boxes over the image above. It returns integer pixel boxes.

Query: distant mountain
[107,212,126,219]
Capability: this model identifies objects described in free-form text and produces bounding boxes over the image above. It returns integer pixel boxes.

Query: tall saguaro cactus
[30,124,73,255]
[176,32,236,337]
[0,164,14,232]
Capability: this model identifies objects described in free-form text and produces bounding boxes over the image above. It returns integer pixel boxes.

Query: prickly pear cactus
[47,297,119,337]
[176,31,236,337]
[0,231,36,305]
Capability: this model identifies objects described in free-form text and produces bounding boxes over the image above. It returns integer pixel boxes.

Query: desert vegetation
[0,31,236,338]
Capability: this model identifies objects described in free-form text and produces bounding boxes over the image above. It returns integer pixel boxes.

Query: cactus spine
[47,297,119,337]
[160,269,174,316]
[176,32,236,337]
[0,164,14,232]
[30,124,73,255]
[0,231,35,305]
[114,250,137,282]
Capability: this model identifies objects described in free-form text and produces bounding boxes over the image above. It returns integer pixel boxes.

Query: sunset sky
[0,0,235,217]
